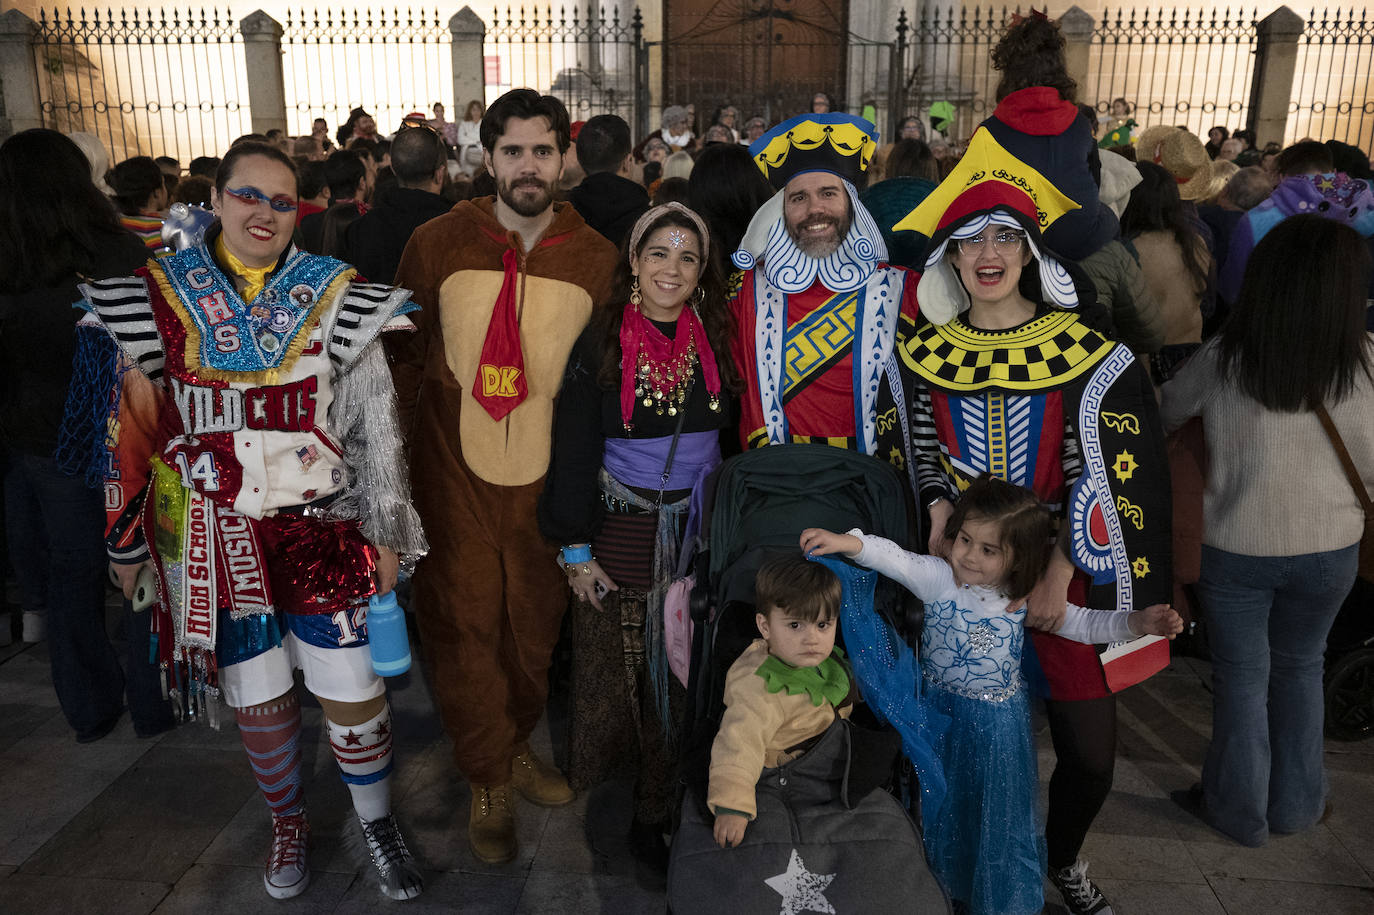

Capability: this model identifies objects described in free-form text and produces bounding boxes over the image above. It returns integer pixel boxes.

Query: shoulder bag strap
[1314,403,1373,515]
[655,379,693,512]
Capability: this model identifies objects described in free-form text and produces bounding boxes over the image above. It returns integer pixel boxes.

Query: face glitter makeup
[668,229,689,249]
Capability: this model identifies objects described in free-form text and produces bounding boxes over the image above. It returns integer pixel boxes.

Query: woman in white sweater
[1159,214,1374,847]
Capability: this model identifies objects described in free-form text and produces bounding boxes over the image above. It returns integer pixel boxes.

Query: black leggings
[1043,694,1117,870]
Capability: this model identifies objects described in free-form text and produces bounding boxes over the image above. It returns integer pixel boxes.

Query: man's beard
[786,212,852,259]
[497,175,554,217]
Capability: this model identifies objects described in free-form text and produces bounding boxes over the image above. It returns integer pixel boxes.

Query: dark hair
[642,160,663,187]
[653,176,691,206]
[480,88,571,154]
[0,129,127,293]
[1326,140,1373,180]
[688,142,775,267]
[320,148,366,199]
[575,114,632,175]
[232,133,270,147]
[298,159,329,200]
[188,155,220,178]
[1120,161,1209,296]
[992,15,1076,102]
[886,138,938,181]
[109,156,166,214]
[1224,166,1272,210]
[1217,216,1372,411]
[943,474,1053,599]
[1277,140,1334,178]
[595,206,739,393]
[390,125,447,185]
[755,555,841,623]
[171,175,213,207]
[215,141,299,195]
[1209,125,1229,141]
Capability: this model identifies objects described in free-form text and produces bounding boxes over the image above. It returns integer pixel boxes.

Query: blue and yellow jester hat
[749,113,879,190]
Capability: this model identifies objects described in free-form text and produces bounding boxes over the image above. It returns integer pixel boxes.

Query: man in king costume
[389,89,619,865]
[729,113,946,461]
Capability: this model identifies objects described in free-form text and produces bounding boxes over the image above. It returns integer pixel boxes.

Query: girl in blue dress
[803,474,1181,915]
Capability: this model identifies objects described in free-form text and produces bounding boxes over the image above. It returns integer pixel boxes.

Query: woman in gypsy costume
[876,135,1173,915]
[538,203,736,866]
[69,142,428,902]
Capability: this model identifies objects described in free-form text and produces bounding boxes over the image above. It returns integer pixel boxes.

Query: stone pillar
[1059,6,1096,104]
[239,10,287,136]
[0,10,42,140]
[1248,6,1304,147]
[449,8,485,111]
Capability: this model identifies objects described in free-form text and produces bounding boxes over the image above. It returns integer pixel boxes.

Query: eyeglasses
[223,185,297,213]
[956,230,1026,254]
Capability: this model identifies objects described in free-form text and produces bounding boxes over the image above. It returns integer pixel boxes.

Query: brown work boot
[467,784,516,865]
[511,749,575,807]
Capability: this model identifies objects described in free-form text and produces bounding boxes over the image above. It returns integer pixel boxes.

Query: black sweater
[538,320,734,544]
[1,229,150,458]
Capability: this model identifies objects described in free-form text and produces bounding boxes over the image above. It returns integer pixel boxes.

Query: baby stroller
[667,444,951,914]
[1325,576,1374,741]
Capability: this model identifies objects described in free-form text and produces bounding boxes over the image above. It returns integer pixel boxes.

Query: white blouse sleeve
[849,530,953,601]
[1055,604,1137,644]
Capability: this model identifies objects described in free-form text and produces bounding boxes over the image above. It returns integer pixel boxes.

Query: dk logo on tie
[480,364,523,398]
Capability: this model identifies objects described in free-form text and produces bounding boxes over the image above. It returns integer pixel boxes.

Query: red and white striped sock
[235,693,304,817]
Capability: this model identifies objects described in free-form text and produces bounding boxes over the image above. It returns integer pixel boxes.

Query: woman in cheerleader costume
[69,141,428,902]
[538,203,738,867]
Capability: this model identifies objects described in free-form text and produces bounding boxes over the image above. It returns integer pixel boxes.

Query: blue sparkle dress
[851,532,1045,915]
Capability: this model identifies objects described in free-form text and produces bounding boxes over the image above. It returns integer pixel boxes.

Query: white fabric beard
[732,179,889,294]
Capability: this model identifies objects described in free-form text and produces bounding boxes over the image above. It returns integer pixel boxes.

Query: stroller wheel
[1325,648,1374,742]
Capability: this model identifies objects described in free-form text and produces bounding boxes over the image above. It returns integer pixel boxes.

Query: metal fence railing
[1083,7,1260,140]
[902,4,1006,144]
[1288,7,1374,149]
[485,4,642,128]
[281,8,453,140]
[19,5,1371,168]
[32,7,252,162]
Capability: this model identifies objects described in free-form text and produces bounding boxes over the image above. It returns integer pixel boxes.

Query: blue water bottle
[367,591,412,676]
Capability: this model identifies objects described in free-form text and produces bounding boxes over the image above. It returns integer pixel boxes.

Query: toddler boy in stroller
[666,445,949,914]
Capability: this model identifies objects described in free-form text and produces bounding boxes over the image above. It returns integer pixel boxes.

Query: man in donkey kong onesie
[389,89,618,864]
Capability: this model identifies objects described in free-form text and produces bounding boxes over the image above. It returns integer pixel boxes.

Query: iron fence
[32,7,251,163]
[281,8,453,140]
[485,4,642,129]
[1289,7,1374,149]
[901,4,1006,143]
[1084,7,1260,142]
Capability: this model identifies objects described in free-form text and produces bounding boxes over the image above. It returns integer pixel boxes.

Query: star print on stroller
[666,444,951,914]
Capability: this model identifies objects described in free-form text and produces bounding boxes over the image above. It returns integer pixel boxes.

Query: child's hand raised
[1128,603,1185,639]
[713,812,749,848]
[800,528,862,558]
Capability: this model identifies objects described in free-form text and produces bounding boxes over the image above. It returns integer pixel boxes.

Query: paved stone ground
[1,599,1372,914]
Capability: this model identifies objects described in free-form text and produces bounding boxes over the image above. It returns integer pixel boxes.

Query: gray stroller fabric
[668,718,950,914]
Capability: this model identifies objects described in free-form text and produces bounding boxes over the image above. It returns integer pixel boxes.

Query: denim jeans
[1195,543,1357,846]
[3,452,171,738]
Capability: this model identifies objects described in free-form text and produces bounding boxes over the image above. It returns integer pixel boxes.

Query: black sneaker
[1049,858,1113,915]
[359,813,424,900]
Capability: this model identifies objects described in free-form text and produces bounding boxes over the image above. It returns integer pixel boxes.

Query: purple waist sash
[602,431,721,492]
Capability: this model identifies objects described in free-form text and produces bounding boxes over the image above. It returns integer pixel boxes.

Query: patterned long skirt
[567,510,683,824]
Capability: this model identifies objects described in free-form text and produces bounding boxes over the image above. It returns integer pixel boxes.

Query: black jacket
[567,172,650,248]
[1,229,150,457]
[341,187,452,284]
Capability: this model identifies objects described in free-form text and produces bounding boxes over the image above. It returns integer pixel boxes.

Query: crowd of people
[2,10,1372,914]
